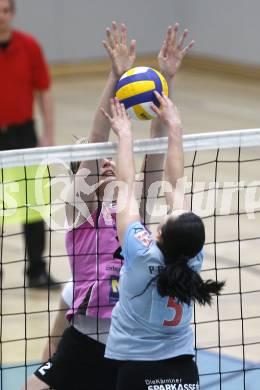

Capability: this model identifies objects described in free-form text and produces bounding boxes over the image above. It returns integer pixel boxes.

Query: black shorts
[0,120,37,151]
[115,355,199,390]
[35,326,119,390]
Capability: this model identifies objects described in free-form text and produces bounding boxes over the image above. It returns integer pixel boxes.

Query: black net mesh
[0,140,260,389]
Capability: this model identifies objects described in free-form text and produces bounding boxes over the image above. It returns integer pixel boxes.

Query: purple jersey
[66,203,123,320]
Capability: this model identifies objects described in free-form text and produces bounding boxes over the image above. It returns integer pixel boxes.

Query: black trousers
[0,120,46,277]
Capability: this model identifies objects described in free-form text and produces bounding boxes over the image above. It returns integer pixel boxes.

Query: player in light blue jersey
[101,94,225,390]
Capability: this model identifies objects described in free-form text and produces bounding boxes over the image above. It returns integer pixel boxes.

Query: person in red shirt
[0,0,57,288]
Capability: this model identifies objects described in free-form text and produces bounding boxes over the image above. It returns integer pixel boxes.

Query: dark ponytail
[157,257,224,305]
[157,212,224,305]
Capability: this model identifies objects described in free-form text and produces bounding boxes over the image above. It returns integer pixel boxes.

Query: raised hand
[101,99,132,136]
[103,21,136,78]
[158,23,194,79]
[151,91,182,128]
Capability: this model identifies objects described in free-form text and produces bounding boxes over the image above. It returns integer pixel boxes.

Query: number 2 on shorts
[163,297,183,327]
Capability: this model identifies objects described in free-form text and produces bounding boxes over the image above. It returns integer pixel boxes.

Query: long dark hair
[157,212,224,306]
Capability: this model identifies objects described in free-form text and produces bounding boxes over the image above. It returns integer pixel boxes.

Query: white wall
[14,0,260,65]
[14,0,177,62]
[174,0,260,65]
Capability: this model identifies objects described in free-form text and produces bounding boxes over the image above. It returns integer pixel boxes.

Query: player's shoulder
[127,222,153,247]
[134,225,152,241]
[13,29,42,50]
[125,221,163,263]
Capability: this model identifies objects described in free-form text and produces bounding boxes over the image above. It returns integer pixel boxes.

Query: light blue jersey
[105,221,204,361]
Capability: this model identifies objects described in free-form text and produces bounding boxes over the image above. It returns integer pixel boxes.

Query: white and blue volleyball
[115,67,169,120]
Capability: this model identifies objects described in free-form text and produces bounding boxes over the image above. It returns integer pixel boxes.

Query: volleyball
[115,66,169,120]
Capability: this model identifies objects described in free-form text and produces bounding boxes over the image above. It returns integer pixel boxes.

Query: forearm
[165,125,184,188]
[164,125,187,211]
[140,120,166,222]
[116,133,140,244]
[90,71,118,143]
[117,133,135,185]
[116,133,137,244]
[140,78,175,216]
[143,118,167,172]
[139,78,175,221]
[165,76,174,98]
[151,77,174,138]
[38,89,54,139]
[163,69,182,182]
[150,76,174,138]
[142,77,175,176]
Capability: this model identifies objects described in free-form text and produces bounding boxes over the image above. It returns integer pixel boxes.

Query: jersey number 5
[163,297,183,327]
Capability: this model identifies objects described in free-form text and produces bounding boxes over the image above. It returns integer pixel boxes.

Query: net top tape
[0,128,260,168]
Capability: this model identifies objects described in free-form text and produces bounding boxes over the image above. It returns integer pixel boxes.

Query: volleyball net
[1,128,260,389]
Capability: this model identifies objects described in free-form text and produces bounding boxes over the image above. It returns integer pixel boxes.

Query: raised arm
[140,23,194,222]
[158,23,194,86]
[102,99,140,245]
[91,22,136,143]
[151,92,189,212]
[66,23,136,228]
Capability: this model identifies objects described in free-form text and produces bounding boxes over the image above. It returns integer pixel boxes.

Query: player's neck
[0,28,12,43]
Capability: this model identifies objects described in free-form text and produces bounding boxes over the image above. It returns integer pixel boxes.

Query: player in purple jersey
[23,22,195,390]
[102,95,225,390]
